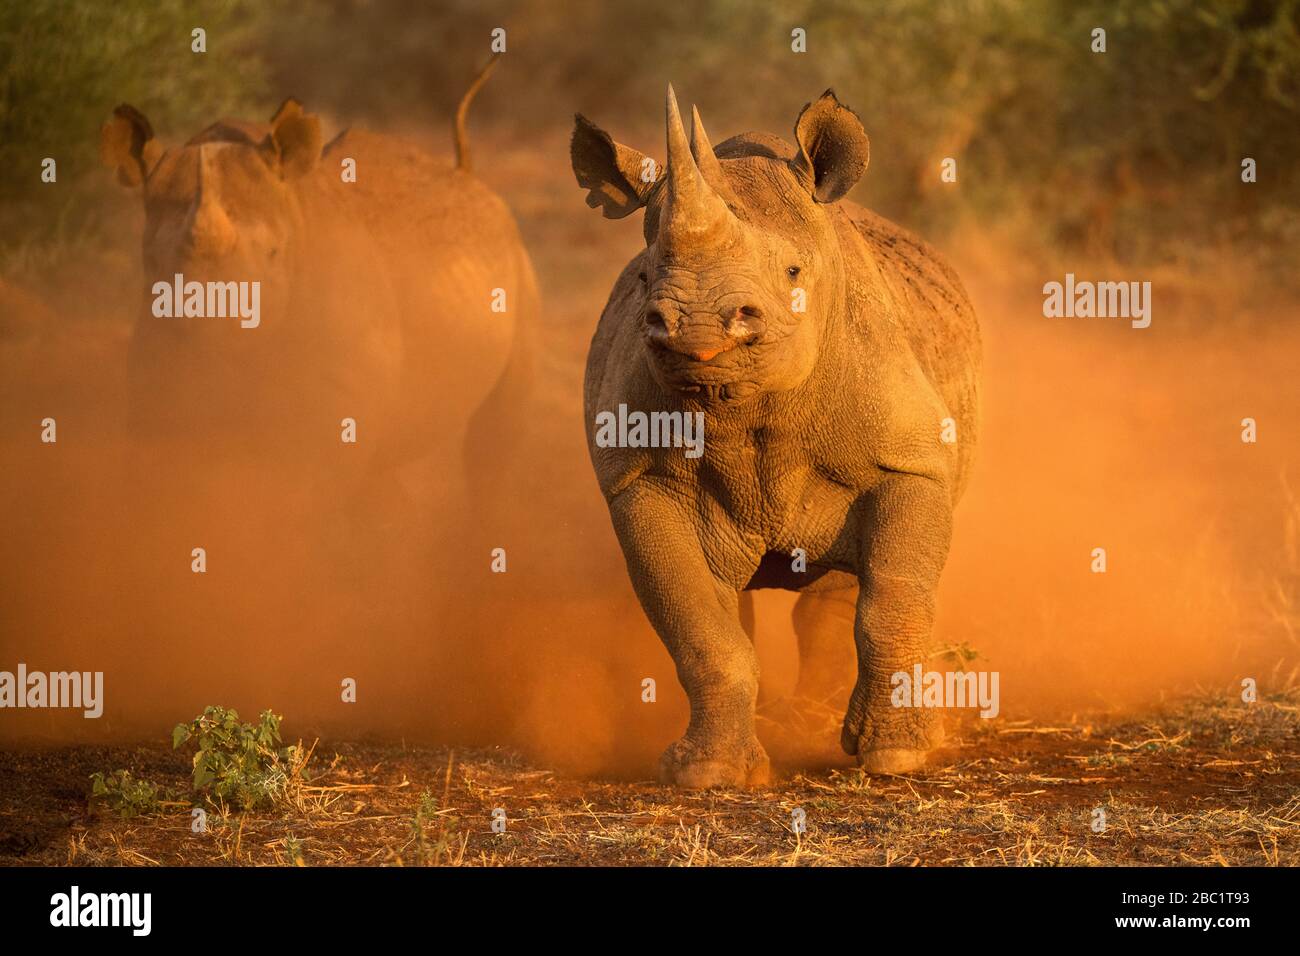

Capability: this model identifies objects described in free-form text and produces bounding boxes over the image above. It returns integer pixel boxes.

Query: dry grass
[2,687,1298,867]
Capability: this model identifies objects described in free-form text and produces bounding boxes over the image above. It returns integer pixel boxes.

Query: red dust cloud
[1,126,1297,780]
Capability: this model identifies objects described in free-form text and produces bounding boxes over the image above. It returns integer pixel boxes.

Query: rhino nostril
[645,309,668,335]
[731,305,766,343]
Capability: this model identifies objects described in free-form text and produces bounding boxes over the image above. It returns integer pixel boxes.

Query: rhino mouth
[678,382,731,402]
[649,349,756,402]
[670,378,760,404]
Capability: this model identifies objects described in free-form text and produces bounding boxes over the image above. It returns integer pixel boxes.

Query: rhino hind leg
[791,587,858,708]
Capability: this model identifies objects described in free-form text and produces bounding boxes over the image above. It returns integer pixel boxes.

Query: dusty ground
[3,688,1297,867]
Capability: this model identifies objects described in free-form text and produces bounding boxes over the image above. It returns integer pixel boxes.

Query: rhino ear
[266,98,322,180]
[791,90,869,204]
[571,114,662,219]
[99,104,162,188]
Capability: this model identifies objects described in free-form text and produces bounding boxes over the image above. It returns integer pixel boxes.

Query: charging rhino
[100,57,536,500]
[572,88,981,787]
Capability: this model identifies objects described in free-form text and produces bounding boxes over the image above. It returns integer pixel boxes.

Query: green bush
[172,705,308,811]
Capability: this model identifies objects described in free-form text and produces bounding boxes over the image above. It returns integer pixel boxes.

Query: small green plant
[936,642,982,672]
[281,834,306,866]
[89,769,162,818]
[172,705,308,811]
[408,789,457,866]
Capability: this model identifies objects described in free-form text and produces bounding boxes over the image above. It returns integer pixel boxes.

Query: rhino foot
[840,680,945,774]
[659,735,770,789]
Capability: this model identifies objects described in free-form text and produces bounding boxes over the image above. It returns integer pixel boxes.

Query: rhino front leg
[842,474,953,773]
[610,486,770,788]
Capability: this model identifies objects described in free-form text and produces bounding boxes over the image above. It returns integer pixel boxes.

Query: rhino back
[314,129,532,332]
[317,129,525,265]
[307,129,535,448]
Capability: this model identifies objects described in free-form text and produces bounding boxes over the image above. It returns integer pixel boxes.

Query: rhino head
[572,87,870,405]
[99,99,323,300]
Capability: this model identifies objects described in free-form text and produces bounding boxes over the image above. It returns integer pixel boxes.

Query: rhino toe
[856,747,930,774]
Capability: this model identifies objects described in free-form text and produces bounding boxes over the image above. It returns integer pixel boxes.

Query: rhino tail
[453,53,501,172]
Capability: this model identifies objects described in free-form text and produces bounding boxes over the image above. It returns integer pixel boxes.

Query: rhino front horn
[183,146,239,259]
[663,85,732,250]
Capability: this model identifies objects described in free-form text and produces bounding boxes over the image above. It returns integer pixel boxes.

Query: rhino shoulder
[837,203,982,497]
[841,206,965,305]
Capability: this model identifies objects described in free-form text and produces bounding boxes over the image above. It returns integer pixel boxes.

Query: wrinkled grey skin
[572,88,981,787]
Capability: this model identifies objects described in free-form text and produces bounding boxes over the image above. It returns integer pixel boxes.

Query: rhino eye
[786,265,801,279]
[637,271,648,285]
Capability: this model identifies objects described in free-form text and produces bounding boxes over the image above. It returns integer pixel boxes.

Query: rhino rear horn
[689,105,738,205]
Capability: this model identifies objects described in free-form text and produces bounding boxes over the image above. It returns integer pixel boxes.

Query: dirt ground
[2,687,1297,867]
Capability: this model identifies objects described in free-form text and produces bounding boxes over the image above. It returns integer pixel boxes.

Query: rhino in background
[99,57,536,513]
[572,88,981,787]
